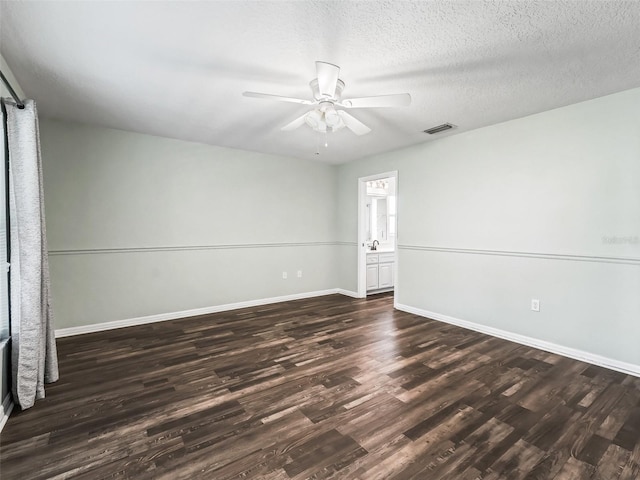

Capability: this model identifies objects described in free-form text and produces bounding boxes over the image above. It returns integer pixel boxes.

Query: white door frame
[357,170,398,298]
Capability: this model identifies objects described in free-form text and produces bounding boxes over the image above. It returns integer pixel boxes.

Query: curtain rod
[0,70,25,109]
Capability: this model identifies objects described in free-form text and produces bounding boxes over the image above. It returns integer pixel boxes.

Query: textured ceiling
[1,1,640,164]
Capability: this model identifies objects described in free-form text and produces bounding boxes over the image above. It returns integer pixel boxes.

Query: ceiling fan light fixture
[305,110,322,129]
[304,108,344,133]
[324,108,341,128]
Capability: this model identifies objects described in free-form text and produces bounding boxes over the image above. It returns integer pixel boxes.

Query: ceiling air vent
[424,123,455,134]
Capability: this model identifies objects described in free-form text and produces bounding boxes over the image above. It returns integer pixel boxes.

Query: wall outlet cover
[531,299,540,312]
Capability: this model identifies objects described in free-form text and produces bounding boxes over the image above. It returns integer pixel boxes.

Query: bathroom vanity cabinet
[366,252,395,291]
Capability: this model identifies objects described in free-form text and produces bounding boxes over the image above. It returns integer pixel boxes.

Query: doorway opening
[357,171,398,299]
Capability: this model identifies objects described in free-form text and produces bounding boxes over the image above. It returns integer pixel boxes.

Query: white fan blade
[243,91,313,105]
[281,113,308,131]
[316,61,340,98]
[337,110,371,136]
[339,93,411,108]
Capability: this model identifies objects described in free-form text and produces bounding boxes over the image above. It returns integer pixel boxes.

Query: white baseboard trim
[0,392,14,433]
[395,303,640,378]
[56,289,355,338]
[336,288,360,298]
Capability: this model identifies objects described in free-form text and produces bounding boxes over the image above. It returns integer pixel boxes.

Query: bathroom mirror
[365,177,396,245]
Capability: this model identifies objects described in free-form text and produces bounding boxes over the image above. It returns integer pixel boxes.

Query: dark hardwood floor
[1,293,639,479]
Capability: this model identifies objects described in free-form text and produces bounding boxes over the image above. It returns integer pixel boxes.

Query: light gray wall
[0,54,25,408]
[38,87,640,372]
[337,87,640,366]
[39,119,338,328]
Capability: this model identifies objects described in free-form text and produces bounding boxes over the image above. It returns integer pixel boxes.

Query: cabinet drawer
[366,254,379,264]
[378,253,395,263]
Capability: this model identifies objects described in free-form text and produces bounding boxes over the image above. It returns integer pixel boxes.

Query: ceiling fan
[243,61,411,137]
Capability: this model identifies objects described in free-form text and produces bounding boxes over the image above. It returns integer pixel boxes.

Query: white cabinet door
[366,265,379,290]
[378,263,394,288]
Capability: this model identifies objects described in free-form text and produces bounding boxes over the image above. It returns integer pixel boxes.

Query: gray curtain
[3,99,58,409]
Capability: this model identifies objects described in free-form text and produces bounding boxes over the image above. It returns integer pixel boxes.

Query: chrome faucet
[372,240,379,251]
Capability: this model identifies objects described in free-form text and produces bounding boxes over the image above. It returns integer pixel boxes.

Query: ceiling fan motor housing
[310,78,345,101]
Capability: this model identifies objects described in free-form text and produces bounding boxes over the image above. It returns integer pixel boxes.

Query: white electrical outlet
[282,272,287,279]
[297,270,303,278]
[531,299,540,312]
